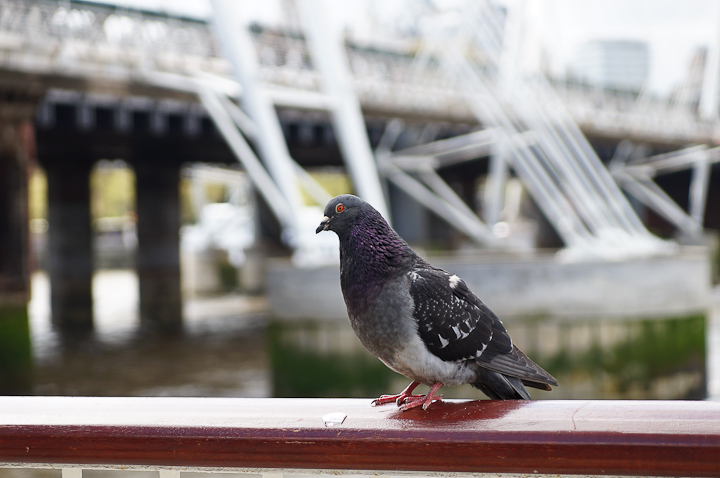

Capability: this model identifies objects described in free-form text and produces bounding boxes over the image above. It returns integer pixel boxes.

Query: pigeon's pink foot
[399,382,443,411]
[372,381,423,407]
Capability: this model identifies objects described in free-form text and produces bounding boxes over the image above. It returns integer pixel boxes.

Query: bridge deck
[1,397,719,476]
[0,0,714,145]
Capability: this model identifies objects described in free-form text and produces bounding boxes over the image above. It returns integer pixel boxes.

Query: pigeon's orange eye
[335,204,345,213]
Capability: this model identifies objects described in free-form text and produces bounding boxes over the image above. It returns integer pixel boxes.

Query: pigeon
[316,194,558,411]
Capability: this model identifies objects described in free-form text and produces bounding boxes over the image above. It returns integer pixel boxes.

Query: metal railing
[1,396,720,477]
[0,0,217,58]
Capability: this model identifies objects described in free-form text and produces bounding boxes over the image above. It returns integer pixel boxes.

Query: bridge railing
[2,0,715,142]
[1,397,719,477]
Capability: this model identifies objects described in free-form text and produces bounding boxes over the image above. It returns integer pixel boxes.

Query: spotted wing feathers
[409,267,511,363]
[408,267,557,388]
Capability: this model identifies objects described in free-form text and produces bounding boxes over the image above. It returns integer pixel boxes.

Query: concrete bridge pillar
[0,119,34,393]
[134,157,183,333]
[42,152,95,332]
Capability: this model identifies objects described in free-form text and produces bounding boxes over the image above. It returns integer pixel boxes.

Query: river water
[0,269,716,478]
[21,270,720,401]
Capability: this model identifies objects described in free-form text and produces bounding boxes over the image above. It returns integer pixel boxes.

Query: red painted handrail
[1,397,719,476]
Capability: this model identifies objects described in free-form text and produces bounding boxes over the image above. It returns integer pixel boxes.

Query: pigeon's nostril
[316,216,330,234]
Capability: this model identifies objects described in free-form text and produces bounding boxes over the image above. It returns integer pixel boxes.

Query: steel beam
[198,90,295,233]
[615,172,698,234]
[209,0,304,246]
[689,151,711,230]
[383,163,498,247]
[296,0,389,220]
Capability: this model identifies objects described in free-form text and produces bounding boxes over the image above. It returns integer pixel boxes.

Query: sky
[538,0,720,94]
[93,0,720,96]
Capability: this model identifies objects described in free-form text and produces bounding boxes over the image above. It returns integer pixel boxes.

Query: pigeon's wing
[409,267,558,387]
[408,267,512,363]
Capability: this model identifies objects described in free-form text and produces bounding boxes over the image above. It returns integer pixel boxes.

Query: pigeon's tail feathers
[522,379,553,391]
[478,345,559,388]
[505,374,532,399]
[471,368,531,400]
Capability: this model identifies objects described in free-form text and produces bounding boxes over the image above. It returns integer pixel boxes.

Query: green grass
[0,304,33,394]
[540,314,706,398]
[267,321,395,398]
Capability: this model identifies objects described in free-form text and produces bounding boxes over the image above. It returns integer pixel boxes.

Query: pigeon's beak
[316,216,330,234]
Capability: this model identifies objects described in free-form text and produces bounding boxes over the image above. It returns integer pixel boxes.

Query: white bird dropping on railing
[322,412,347,427]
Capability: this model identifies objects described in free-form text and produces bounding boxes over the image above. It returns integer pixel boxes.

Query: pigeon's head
[316,194,372,235]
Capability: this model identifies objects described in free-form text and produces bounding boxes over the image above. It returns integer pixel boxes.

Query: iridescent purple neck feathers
[337,207,417,314]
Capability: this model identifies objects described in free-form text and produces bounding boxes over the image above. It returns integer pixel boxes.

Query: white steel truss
[204,0,389,265]
[612,144,719,236]
[407,0,671,259]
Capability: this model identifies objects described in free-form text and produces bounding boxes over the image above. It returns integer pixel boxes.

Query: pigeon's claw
[371,380,420,407]
[372,394,410,407]
[370,394,395,406]
[397,393,443,409]
[373,381,444,411]
[396,394,426,406]
[399,382,443,412]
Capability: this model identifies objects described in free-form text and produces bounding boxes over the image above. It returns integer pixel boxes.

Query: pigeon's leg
[371,381,424,407]
[399,382,444,411]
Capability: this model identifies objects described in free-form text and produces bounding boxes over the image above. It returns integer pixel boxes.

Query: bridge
[0,0,718,349]
[0,0,714,143]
